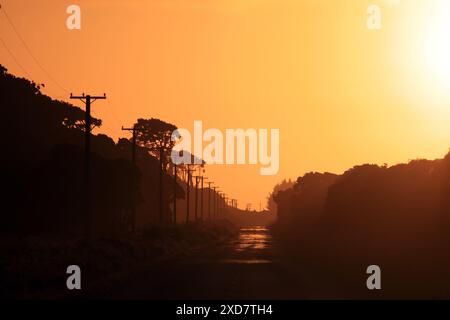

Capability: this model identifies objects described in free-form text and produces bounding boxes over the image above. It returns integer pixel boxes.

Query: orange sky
[1,0,449,209]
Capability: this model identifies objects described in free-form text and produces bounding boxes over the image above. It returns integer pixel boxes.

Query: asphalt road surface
[86,227,311,299]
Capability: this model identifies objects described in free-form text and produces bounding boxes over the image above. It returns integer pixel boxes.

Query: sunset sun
[424,3,450,85]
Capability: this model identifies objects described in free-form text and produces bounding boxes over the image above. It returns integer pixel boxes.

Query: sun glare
[424,2,450,86]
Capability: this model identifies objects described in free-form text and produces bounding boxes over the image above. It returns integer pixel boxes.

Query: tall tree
[135,118,177,223]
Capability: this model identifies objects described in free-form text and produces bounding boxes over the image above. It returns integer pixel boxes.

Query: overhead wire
[0,35,32,79]
[0,4,127,139]
[1,4,69,94]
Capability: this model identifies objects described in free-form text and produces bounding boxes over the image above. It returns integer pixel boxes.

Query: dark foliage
[0,65,184,236]
[274,151,450,298]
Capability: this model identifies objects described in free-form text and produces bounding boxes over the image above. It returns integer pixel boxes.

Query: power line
[0,35,32,79]
[1,4,134,141]
[1,32,72,103]
[0,4,69,94]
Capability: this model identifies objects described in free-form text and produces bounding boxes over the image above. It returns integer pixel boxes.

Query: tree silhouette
[273,153,450,298]
[135,118,178,223]
[135,118,177,168]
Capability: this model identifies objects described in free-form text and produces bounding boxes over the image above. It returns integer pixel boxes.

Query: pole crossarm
[70,93,106,104]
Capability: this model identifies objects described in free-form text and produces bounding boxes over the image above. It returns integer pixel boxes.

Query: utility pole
[219,193,223,216]
[194,175,200,221]
[173,164,178,224]
[201,176,208,221]
[121,125,137,163]
[159,145,164,224]
[70,93,106,239]
[219,191,223,217]
[207,181,213,220]
[70,93,106,180]
[218,193,222,217]
[121,124,148,161]
[185,166,195,223]
[224,196,229,212]
[212,187,219,219]
[121,124,147,231]
[219,192,223,217]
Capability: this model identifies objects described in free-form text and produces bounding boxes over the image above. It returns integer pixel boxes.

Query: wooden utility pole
[207,181,213,220]
[194,176,200,221]
[219,192,225,217]
[217,192,221,217]
[121,125,137,163]
[224,196,229,211]
[173,164,177,224]
[70,93,106,180]
[201,176,207,221]
[159,145,164,224]
[212,187,219,219]
[121,124,147,231]
[70,93,106,238]
[185,166,195,223]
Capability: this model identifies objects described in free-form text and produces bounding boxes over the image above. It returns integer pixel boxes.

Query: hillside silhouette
[1,64,186,236]
[0,61,265,235]
[273,151,450,298]
[1,65,246,298]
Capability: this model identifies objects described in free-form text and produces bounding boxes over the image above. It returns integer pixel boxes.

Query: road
[87,226,311,299]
